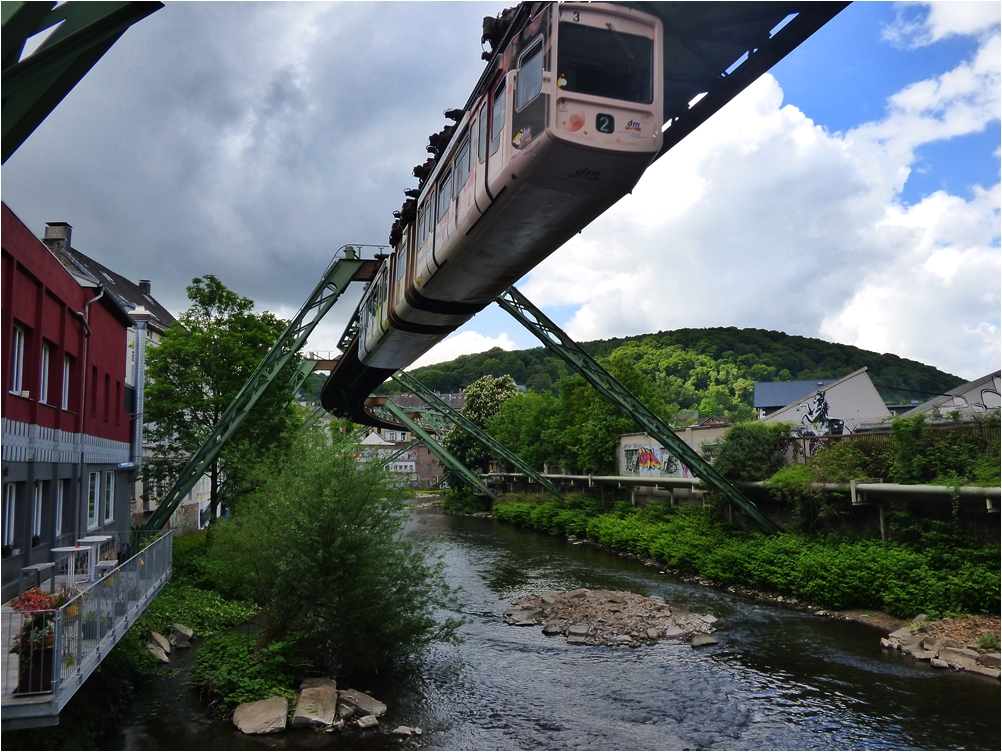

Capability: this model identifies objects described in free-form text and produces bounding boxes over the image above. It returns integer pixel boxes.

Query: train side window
[516,40,543,110]
[437,169,453,221]
[490,84,506,155]
[396,246,407,280]
[478,103,488,162]
[417,204,426,246]
[455,136,471,188]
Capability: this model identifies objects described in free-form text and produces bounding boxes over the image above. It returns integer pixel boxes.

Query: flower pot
[65,604,79,619]
[16,645,54,694]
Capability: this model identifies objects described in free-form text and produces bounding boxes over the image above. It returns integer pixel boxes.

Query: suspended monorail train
[322,1,665,427]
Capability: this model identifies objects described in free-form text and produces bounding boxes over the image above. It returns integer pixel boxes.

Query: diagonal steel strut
[495,285,779,534]
[373,401,497,500]
[143,246,382,531]
[392,370,564,498]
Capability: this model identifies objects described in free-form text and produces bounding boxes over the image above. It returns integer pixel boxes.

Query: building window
[387,431,396,441]
[104,373,110,421]
[39,343,51,403]
[88,472,100,529]
[55,480,64,538]
[115,381,121,425]
[10,325,25,394]
[32,482,43,541]
[104,472,115,522]
[62,355,72,410]
[3,484,15,549]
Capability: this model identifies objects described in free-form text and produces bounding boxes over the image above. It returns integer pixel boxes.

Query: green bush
[711,422,795,481]
[190,632,298,712]
[204,431,462,673]
[134,582,258,638]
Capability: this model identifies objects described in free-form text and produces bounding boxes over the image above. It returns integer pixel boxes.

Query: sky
[3,1,999,381]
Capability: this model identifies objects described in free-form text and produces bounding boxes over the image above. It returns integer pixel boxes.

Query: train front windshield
[557,22,654,104]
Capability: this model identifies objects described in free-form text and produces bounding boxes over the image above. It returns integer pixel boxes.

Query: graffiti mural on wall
[941,375,1001,416]
[623,444,690,478]
[795,390,846,437]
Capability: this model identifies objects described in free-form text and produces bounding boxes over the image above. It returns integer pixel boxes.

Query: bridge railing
[2,530,172,728]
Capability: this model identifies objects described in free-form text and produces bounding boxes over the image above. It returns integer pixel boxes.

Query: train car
[323,1,665,427]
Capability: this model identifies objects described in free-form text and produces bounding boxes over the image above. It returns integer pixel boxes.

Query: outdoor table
[51,546,89,588]
[76,535,113,582]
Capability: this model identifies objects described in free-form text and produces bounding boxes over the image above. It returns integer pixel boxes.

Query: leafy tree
[441,374,518,486]
[144,275,299,519]
[206,431,461,673]
[710,422,795,481]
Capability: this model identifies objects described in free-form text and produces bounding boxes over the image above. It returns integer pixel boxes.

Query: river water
[116,507,1000,750]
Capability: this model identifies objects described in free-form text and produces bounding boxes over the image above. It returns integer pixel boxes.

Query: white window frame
[10,325,25,395]
[32,481,43,539]
[39,343,50,404]
[104,471,115,523]
[55,480,64,538]
[87,472,100,529]
[3,484,15,547]
[62,355,71,410]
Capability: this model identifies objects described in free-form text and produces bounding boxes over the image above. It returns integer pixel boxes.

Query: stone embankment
[504,588,719,648]
[881,615,1001,679]
[231,679,422,737]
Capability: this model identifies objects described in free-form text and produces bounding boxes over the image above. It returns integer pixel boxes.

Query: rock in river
[504,589,719,647]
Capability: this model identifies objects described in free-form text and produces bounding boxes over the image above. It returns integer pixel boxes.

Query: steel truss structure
[391,370,564,498]
[495,285,779,534]
[143,246,384,531]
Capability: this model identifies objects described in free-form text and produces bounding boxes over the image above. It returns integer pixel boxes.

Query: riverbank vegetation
[493,495,1000,619]
[182,430,461,710]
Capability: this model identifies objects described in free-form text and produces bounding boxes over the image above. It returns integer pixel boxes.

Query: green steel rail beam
[300,406,327,433]
[496,286,779,534]
[373,401,496,500]
[143,246,383,531]
[3,1,162,163]
[392,370,564,498]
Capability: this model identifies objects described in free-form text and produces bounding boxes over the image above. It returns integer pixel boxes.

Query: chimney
[139,279,151,295]
[43,221,72,250]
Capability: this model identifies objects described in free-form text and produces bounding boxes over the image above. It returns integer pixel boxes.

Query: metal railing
[2,530,172,729]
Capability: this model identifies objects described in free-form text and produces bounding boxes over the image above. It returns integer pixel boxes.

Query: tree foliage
[144,275,300,516]
[205,431,461,673]
[441,374,518,486]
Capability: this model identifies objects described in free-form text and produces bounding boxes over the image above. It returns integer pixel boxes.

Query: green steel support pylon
[143,246,383,531]
[286,359,319,407]
[496,286,779,534]
[373,400,496,500]
[3,1,162,162]
[392,370,564,498]
[300,406,327,433]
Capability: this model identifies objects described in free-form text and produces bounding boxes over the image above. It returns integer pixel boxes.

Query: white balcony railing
[1,530,172,730]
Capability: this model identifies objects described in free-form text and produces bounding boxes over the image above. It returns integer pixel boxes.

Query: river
[116,506,1000,750]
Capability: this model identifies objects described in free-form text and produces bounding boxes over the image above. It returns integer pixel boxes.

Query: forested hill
[376,327,964,419]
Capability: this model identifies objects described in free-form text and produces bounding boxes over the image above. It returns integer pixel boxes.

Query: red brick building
[2,204,135,600]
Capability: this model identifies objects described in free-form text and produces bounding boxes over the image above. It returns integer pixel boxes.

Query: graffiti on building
[623,444,686,477]
[796,391,846,437]
[942,375,1001,415]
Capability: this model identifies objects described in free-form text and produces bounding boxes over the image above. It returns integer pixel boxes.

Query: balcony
[1,530,172,730]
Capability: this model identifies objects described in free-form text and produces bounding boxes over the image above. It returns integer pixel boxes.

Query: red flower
[10,587,58,612]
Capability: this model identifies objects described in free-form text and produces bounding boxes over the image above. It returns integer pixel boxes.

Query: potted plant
[82,611,112,640]
[9,587,65,694]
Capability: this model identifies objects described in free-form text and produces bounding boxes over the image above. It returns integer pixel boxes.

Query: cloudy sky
[3,1,999,380]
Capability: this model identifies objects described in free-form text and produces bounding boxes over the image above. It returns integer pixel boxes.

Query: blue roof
[754,379,836,408]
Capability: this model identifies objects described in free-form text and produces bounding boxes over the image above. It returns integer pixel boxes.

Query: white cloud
[524,21,1000,380]
[884,1,1001,48]
[408,331,518,370]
